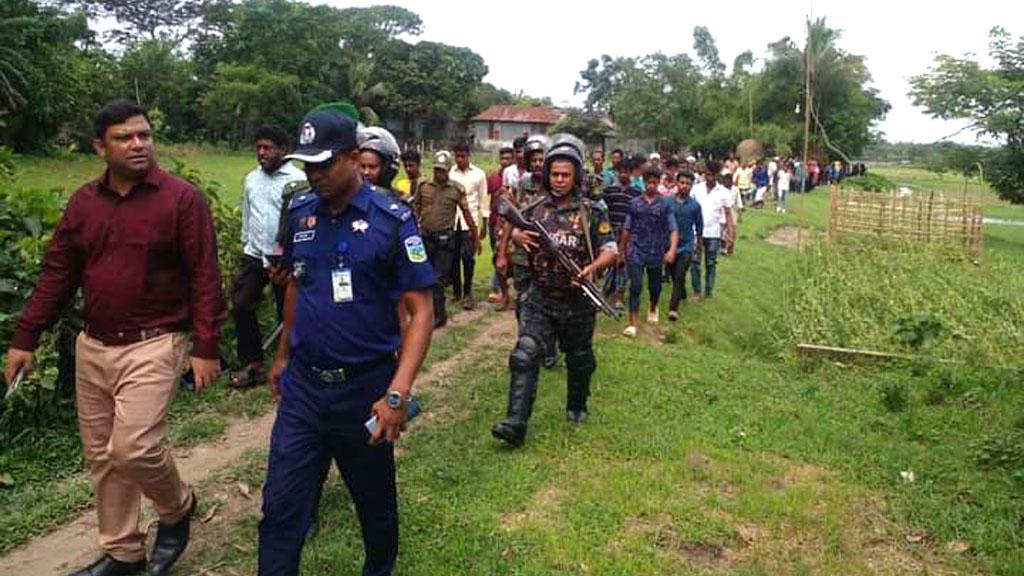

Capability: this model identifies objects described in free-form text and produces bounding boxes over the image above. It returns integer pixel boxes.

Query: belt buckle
[314,366,346,384]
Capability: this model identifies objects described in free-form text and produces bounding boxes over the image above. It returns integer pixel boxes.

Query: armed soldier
[496,135,558,368]
[491,134,618,448]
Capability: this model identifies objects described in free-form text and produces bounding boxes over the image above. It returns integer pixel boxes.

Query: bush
[0,169,79,432]
[843,173,897,192]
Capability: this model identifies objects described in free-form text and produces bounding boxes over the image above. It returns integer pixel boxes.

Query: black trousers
[258,360,397,576]
[668,251,695,311]
[424,232,456,323]
[449,229,476,300]
[510,289,596,414]
[232,255,284,365]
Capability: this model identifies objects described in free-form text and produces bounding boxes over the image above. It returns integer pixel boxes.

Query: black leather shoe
[67,555,145,576]
[491,420,526,447]
[146,493,197,576]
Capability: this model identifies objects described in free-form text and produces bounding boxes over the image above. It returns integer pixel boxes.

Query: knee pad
[564,348,596,377]
[509,335,541,371]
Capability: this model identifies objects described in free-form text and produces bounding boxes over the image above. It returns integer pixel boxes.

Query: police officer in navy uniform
[258,108,436,576]
[492,134,619,448]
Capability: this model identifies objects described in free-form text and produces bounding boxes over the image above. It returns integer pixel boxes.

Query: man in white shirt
[690,160,734,298]
[230,125,306,387]
[449,140,489,309]
[502,135,528,191]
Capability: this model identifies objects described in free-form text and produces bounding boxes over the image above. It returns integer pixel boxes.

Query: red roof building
[470,105,565,143]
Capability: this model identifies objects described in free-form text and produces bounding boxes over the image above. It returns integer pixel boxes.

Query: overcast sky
[322,0,1021,145]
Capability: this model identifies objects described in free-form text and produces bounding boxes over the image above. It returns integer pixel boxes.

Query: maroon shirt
[12,165,226,359]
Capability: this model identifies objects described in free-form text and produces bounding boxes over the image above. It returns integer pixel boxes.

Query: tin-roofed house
[470,105,565,149]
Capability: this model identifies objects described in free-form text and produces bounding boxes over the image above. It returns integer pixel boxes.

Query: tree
[693,26,725,78]
[910,27,1024,203]
[119,40,198,139]
[0,0,107,151]
[550,108,614,143]
[199,63,303,144]
[374,39,487,130]
[69,0,209,44]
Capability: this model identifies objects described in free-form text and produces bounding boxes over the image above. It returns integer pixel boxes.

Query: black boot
[491,371,537,447]
[67,555,145,576]
[146,493,197,576]
[566,372,591,424]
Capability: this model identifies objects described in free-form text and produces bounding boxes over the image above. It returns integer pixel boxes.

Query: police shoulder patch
[598,221,612,234]
[404,235,428,263]
[288,192,318,211]
[371,191,413,222]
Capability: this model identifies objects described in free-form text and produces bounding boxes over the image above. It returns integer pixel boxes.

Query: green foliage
[880,379,909,413]
[842,172,896,192]
[549,108,613,143]
[0,174,78,431]
[72,0,208,44]
[0,0,110,151]
[574,19,888,158]
[893,313,944,350]
[199,63,303,145]
[778,240,1024,368]
[910,27,1024,204]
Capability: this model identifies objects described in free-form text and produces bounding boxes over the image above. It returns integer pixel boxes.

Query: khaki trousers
[75,331,193,562]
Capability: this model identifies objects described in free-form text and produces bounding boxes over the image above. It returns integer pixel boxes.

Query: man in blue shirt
[667,170,703,321]
[258,108,436,576]
[619,167,678,337]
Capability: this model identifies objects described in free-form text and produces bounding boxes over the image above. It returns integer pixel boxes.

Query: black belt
[423,230,454,240]
[294,352,396,385]
[85,326,176,346]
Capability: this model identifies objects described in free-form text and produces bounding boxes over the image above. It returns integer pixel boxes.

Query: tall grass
[778,239,1024,368]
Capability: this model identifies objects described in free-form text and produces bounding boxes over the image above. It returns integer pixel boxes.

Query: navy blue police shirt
[281,181,436,367]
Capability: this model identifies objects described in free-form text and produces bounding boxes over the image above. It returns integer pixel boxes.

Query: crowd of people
[2,99,844,576]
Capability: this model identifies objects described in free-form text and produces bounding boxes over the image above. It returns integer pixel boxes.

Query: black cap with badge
[285,108,358,164]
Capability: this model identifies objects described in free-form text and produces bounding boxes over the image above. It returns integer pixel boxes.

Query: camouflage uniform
[500,191,616,443]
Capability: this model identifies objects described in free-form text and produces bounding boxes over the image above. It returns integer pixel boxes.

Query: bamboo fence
[828,190,983,257]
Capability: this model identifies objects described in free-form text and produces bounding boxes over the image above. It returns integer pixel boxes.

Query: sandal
[228,363,264,389]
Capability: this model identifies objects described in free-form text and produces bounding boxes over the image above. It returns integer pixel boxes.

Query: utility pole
[802,18,813,169]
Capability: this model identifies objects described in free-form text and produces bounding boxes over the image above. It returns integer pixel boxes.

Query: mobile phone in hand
[365,396,422,436]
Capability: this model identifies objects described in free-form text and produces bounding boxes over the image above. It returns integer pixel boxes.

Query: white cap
[649,152,661,161]
[685,155,696,163]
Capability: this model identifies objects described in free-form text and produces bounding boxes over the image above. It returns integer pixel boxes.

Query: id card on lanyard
[332,239,354,304]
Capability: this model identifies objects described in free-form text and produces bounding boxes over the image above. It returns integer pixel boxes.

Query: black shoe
[542,354,558,369]
[67,555,145,576]
[491,420,526,447]
[146,493,197,576]
[566,409,588,424]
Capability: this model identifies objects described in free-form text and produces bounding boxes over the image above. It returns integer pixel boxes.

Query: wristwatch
[385,390,405,410]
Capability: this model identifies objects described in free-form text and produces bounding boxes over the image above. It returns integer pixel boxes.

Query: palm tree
[0,15,30,112]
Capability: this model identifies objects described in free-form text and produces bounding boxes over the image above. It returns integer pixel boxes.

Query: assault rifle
[497,198,620,319]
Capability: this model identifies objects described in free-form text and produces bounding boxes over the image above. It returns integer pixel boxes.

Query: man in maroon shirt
[3,100,226,576]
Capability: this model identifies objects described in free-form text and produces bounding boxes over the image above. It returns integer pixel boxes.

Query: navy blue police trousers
[258,359,398,576]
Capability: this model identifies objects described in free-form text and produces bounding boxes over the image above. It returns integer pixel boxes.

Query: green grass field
[4,152,1024,574]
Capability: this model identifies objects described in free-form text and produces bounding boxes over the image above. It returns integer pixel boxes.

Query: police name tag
[294,230,315,243]
[331,268,354,303]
